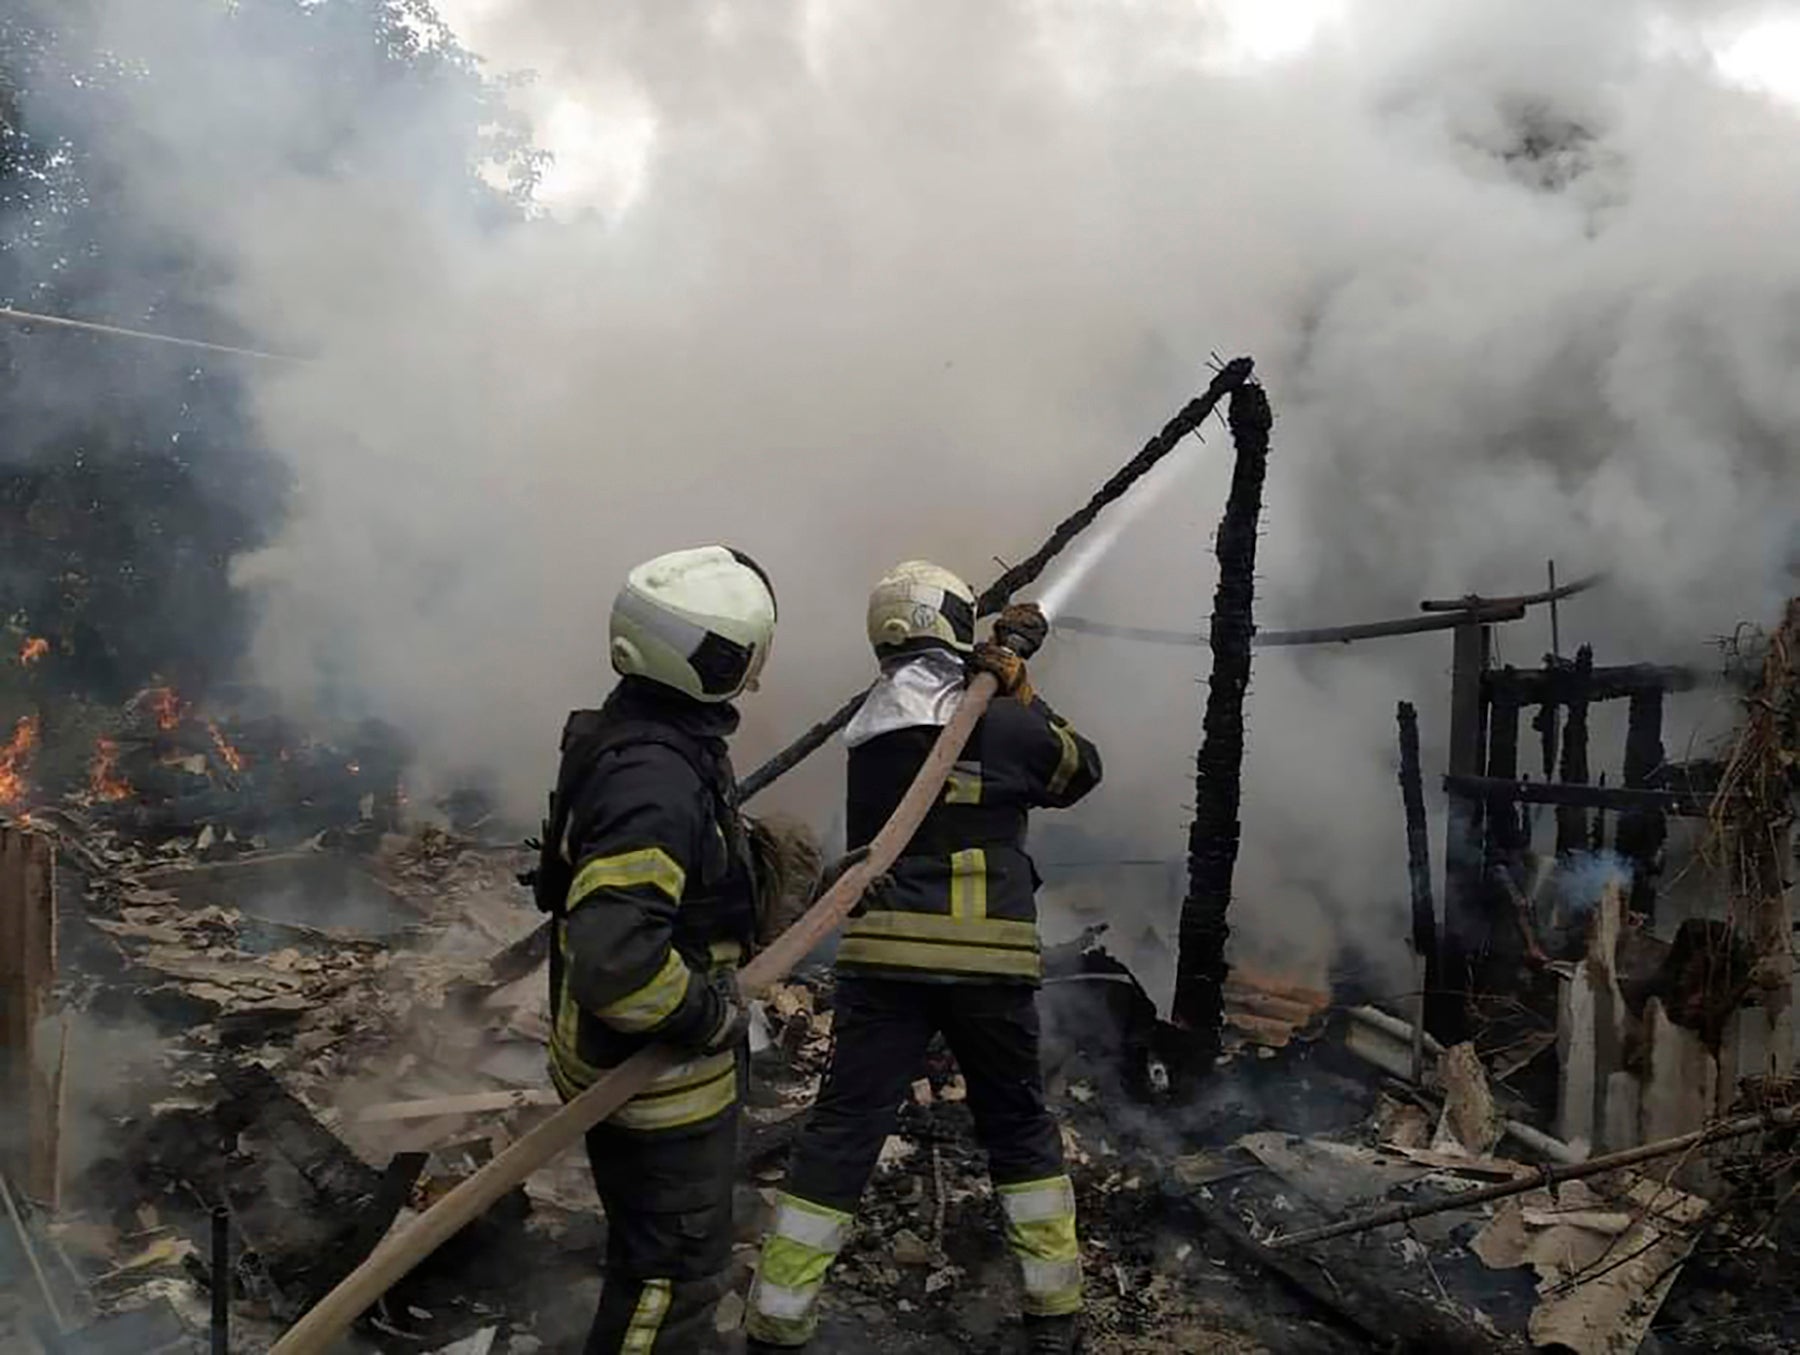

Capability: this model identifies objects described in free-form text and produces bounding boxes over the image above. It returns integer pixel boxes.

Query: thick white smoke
[30,0,1800,992]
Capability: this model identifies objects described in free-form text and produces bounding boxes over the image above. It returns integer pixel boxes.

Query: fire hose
[269,668,1006,1354]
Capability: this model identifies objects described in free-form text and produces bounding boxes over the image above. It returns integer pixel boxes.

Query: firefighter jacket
[543,677,756,1136]
[836,683,1102,985]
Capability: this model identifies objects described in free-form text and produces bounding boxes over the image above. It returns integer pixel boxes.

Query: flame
[144,686,184,731]
[88,738,132,802]
[0,715,41,805]
[206,719,246,774]
[18,637,47,666]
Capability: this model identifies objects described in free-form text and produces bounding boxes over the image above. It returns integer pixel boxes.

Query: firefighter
[745,561,1103,1355]
[533,544,777,1354]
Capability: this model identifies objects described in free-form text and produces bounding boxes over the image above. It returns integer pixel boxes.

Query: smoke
[16,0,1800,986]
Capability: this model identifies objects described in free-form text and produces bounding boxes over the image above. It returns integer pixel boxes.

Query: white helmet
[866,560,976,657]
[610,546,777,703]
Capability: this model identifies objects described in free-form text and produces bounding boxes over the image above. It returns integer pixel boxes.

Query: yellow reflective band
[837,936,1041,979]
[611,1050,737,1132]
[844,908,1037,948]
[1047,721,1080,797]
[708,938,744,969]
[1019,1256,1082,1315]
[770,1193,852,1254]
[943,761,982,805]
[567,847,687,909]
[622,1277,672,1354]
[595,948,693,1033]
[949,848,987,921]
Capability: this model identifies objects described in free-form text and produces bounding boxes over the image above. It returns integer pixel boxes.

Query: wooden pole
[1395,703,1439,1054]
[0,827,58,1205]
[1439,622,1490,1044]
[1268,1101,1800,1251]
[270,673,1002,1355]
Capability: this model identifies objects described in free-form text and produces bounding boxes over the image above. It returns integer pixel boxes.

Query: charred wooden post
[0,827,59,1205]
[212,1205,230,1355]
[1483,689,1528,970]
[1396,703,1444,1044]
[1554,646,1594,858]
[1439,621,1490,1044]
[1172,381,1272,1053]
[1617,690,1668,923]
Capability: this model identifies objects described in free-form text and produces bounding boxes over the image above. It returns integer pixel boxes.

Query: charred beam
[1418,570,1607,613]
[1443,775,1711,816]
[1616,690,1668,923]
[740,358,1257,802]
[1396,703,1443,1041]
[1484,661,1698,705]
[1554,645,1594,858]
[1172,381,1271,1051]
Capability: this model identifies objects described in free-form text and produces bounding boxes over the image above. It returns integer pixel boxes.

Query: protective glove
[968,641,1034,705]
[690,969,750,1054]
[992,602,1049,659]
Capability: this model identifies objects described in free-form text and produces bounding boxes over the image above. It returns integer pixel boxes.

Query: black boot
[745,1341,805,1354]
[1022,1313,1079,1354]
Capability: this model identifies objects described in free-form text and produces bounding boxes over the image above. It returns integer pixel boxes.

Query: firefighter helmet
[610,546,777,702]
[866,560,977,657]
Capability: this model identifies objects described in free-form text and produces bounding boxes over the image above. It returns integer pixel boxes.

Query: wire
[0,305,303,363]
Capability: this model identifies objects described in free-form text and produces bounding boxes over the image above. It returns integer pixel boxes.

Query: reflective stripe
[1020,1256,1083,1312]
[949,848,987,921]
[568,847,686,909]
[1001,1174,1080,1316]
[845,909,1037,947]
[999,1176,1076,1225]
[839,906,1041,980]
[611,1050,737,1132]
[1047,721,1080,797]
[550,1041,738,1132]
[595,948,693,1033]
[751,1276,818,1321]
[622,1277,672,1353]
[745,1192,851,1346]
[708,938,744,969]
[944,761,982,805]
[771,1195,852,1253]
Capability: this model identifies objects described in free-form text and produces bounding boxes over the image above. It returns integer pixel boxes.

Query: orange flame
[88,738,132,802]
[18,637,47,666]
[206,719,246,774]
[0,715,41,805]
[144,686,184,731]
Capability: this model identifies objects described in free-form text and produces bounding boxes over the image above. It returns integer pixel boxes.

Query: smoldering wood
[1395,703,1444,1041]
[739,358,1257,803]
[1442,775,1711,817]
[1616,689,1668,922]
[1554,645,1594,858]
[1172,381,1272,1049]
[1268,1100,1800,1252]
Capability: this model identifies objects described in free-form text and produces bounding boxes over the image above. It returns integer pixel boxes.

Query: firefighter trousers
[583,1108,738,1354]
[745,977,1079,1347]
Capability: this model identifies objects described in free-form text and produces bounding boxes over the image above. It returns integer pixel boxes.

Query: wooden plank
[1442,775,1708,816]
[1439,622,1490,1044]
[352,1090,560,1124]
[0,828,58,1204]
